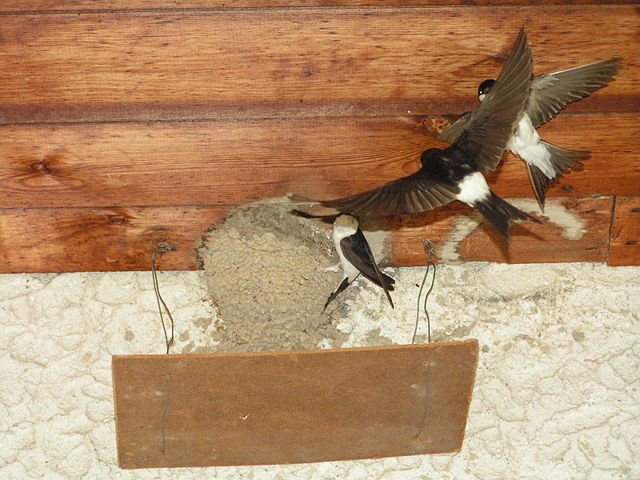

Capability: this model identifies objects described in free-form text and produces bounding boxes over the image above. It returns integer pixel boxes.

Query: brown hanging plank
[112,340,479,468]
[0,206,224,273]
[0,197,615,273]
[389,196,614,265]
[1,6,636,123]
[608,196,640,266]
[0,113,636,210]
[0,1,623,13]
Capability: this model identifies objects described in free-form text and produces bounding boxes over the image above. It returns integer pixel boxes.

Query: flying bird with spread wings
[439,57,623,209]
[319,28,540,242]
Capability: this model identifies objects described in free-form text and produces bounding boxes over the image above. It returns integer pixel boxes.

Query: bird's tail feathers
[374,270,395,309]
[380,271,395,289]
[364,270,395,290]
[526,163,552,211]
[528,141,590,209]
[541,141,590,176]
[474,192,542,242]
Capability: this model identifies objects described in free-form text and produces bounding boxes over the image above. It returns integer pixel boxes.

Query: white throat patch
[332,215,360,281]
[333,215,358,242]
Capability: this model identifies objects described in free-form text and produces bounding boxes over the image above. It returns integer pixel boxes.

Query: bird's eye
[478,79,496,96]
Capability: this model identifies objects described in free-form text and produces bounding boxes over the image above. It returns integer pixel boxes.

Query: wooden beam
[1,7,636,123]
[0,1,624,13]
[0,197,616,273]
[0,206,224,273]
[113,341,479,468]
[0,114,637,210]
[608,196,640,266]
[388,197,613,265]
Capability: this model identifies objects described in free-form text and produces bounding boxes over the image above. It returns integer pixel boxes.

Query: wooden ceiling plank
[1,7,636,123]
[0,113,637,210]
[0,197,616,273]
[608,196,640,266]
[0,206,224,273]
[389,197,614,265]
[0,0,625,13]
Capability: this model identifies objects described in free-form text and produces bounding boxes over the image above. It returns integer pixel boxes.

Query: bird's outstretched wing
[320,171,459,217]
[442,27,533,173]
[340,229,394,308]
[323,277,350,312]
[527,57,623,128]
[321,29,531,217]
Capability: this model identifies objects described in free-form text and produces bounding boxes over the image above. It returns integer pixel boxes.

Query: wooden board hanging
[113,340,479,468]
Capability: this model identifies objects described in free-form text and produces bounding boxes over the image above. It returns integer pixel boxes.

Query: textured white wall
[1,263,638,479]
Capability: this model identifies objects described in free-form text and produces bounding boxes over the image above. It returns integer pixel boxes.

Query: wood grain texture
[0,206,224,273]
[0,197,616,273]
[389,197,613,265]
[608,196,640,266]
[0,113,636,210]
[113,341,479,468]
[0,0,628,11]
[0,6,636,123]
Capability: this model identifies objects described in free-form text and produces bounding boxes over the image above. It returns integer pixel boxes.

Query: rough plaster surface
[1,263,639,479]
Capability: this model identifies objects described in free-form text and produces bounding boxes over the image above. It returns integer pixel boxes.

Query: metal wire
[151,243,177,354]
[412,240,437,344]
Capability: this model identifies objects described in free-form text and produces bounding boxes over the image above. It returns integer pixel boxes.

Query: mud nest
[198,200,356,353]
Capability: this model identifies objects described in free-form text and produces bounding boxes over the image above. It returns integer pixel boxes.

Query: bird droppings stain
[510,199,587,240]
[438,199,589,262]
[515,333,551,353]
[437,322,478,343]
[81,352,94,365]
[364,328,394,346]
[572,329,585,342]
[193,316,213,331]
[439,213,483,263]
[198,198,354,353]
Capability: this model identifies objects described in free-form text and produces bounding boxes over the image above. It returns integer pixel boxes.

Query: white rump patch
[455,172,491,206]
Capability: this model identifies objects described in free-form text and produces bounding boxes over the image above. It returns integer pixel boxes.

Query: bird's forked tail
[474,192,542,242]
[527,141,590,210]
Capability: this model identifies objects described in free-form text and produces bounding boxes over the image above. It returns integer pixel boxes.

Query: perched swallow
[323,214,395,312]
[320,28,540,241]
[439,57,623,209]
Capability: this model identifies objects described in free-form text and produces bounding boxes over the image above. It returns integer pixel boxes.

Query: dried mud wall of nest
[198,199,391,353]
